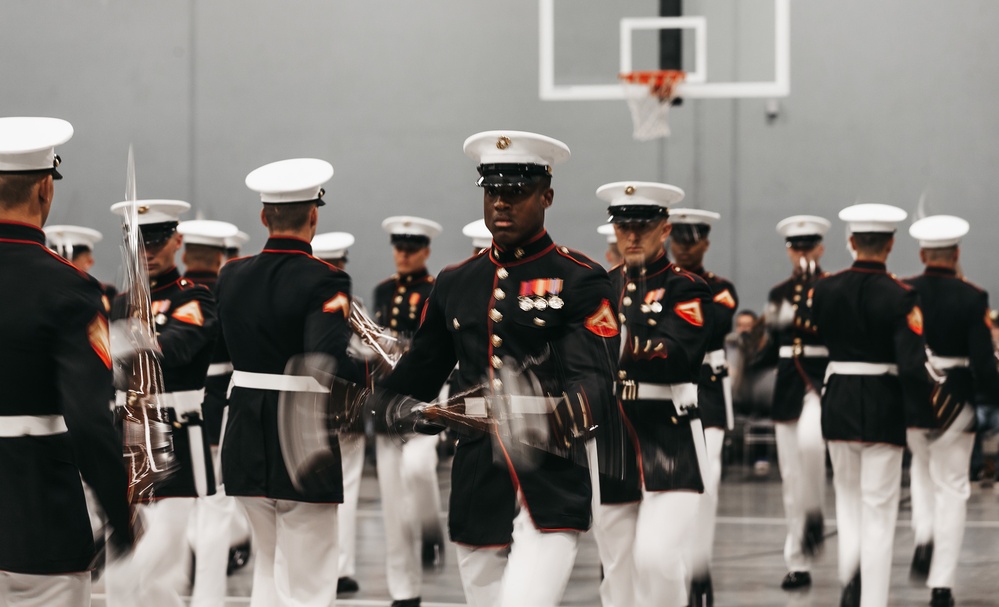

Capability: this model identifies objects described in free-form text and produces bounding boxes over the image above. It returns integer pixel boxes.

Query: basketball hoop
[620,70,686,141]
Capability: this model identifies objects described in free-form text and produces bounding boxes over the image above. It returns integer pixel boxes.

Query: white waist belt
[617,381,699,413]
[779,345,830,359]
[230,370,330,394]
[0,414,68,437]
[825,361,898,380]
[928,355,970,370]
[702,349,728,369]
[463,396,553,418]
[207,362,234,377]
[115,389,206,416]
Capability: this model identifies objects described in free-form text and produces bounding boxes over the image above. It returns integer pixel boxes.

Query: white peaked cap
[597,223,617,244]
[669,208,721,225]
[462,219,492,249]
[178,220,239,248]
[44,225,102,251]
[463,130,570,167]
[776,215,831,238]
[909,215,969,248]
[245,158,333,204]
[381,216,443,239]
[225,231,250,250]
[839,203,907,234]
[0,117,73,174]
[312,231,355,260]
[597,181,685,209]
[110,199,191,225]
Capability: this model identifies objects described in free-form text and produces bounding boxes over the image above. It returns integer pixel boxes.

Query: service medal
[519,296,534,311]
[549,295,564,310]
[650,302,663,313]
[534,297,548,311]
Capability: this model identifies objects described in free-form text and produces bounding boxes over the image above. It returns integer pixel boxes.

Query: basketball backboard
[539,0,790,101]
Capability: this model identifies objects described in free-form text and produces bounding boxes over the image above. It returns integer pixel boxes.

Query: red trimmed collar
[150,266,182,292]
[850,260,887,273]
[0,220,45,245]
[924,265,957,277]
[489,230,554,266]
[263,236,312,255]
[624,251,671,279]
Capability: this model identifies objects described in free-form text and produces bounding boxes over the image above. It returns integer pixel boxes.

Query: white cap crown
[110,199,191,225]
[312,231,355,260]
[839,203,907,234]
[381,216,443,240]
[776,215,831,238]
[909,215,969,248]
[178,220,239,248]
[463,130,570,167]
[462,219,492,249]
[0,117,73,175]
[669,208,721,225]
[245,158,333,204]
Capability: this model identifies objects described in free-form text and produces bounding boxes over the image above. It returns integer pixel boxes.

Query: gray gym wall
[3,0,997,311]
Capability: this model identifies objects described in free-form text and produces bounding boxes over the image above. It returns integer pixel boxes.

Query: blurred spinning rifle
[113,147,178,504]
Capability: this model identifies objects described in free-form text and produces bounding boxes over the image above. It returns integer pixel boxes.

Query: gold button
[452,318,460,330]
[533,317,546,327]
[497,268,509,280]
[394,296,403,304]
[390,319,398,328]
[623,296,632,306]
[514,248,525,259]
[647,318,657,326]
[392,307,399,315]
[560,246,569,253]
[793,295,801,302]
[619,313,627,324]
[492,378,503,390]
[671,416,678,424]
[627,283,637,292]
[711,375,717,382]
[489,308,503,322]
[795,284,803,292]
[397,286,405,294]
[491,335,503,347]
[494,288,505,300]
[491,356,503,369]
[618,370,628,380]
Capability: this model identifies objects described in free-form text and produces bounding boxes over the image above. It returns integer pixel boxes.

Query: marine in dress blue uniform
[106,200,219,607]
[373,216,445,607]
[903,216,999,607]
[802,203,934,607]
[591,183,712,607]
[667,207,738,605]
[177,218,242,607]
[764,215,833,591]
[216,158,362,607]
[380,131,619,607]
[0,116,136,607]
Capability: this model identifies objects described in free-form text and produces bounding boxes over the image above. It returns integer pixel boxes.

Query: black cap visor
[139,222,179,247]
[670,223,711,244]
[391,234,430,251]
[608,205,668,224]
[785,235,823,251]
[476,163,551,187]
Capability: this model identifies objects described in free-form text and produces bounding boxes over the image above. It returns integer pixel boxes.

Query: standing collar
[184,269,218,282]
[489,230,554,266]
[924,265,957,277]
[851,260,887,273]
[397,267,430,284]
[0,220,45,245]
[624,251,671,279]
[263,236,312,255]
[150,266,181,291]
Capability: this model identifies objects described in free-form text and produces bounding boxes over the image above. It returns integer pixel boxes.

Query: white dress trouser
[687,426,725,577]
[337,432,366,578]
[907,404,976,589]
[455,505,579,607]
[828,441,903,607]
[375,434,442,600]
[105,498,195,607]
[774,390,826,572]
[236,497,338,607]
[594,490,700,607]
[0,571,89,607]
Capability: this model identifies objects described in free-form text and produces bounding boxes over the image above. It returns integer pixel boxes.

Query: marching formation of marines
[2,116,997,607]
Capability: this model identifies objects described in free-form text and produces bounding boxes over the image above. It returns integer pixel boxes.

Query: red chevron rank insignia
[585,299,619,337]
[907,306,923,335]
[88,314,112,369]
[323,293,350,318]
[713,289,736,309]
[674,299,704,327]
[172,300,204,326]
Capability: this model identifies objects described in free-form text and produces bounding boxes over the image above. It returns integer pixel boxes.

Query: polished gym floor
[93,446,999,606]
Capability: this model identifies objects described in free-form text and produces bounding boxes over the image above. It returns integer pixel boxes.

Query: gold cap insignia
[496,136,511,150]
[138,206,149,214]
[624,186,635,195]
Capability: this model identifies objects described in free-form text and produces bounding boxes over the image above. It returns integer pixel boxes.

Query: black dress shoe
[689,572,714,606]
[910,543,934,583]
[227,541,251,575]
[422,537,444,570]
[781,571,812,590]
[930,588,955,607]
[391,599,421,607]
[337,576,359,594]
[840,571,861,607]
[802,511,825,556]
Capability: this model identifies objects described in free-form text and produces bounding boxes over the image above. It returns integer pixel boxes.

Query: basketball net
[620,70,686,141]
